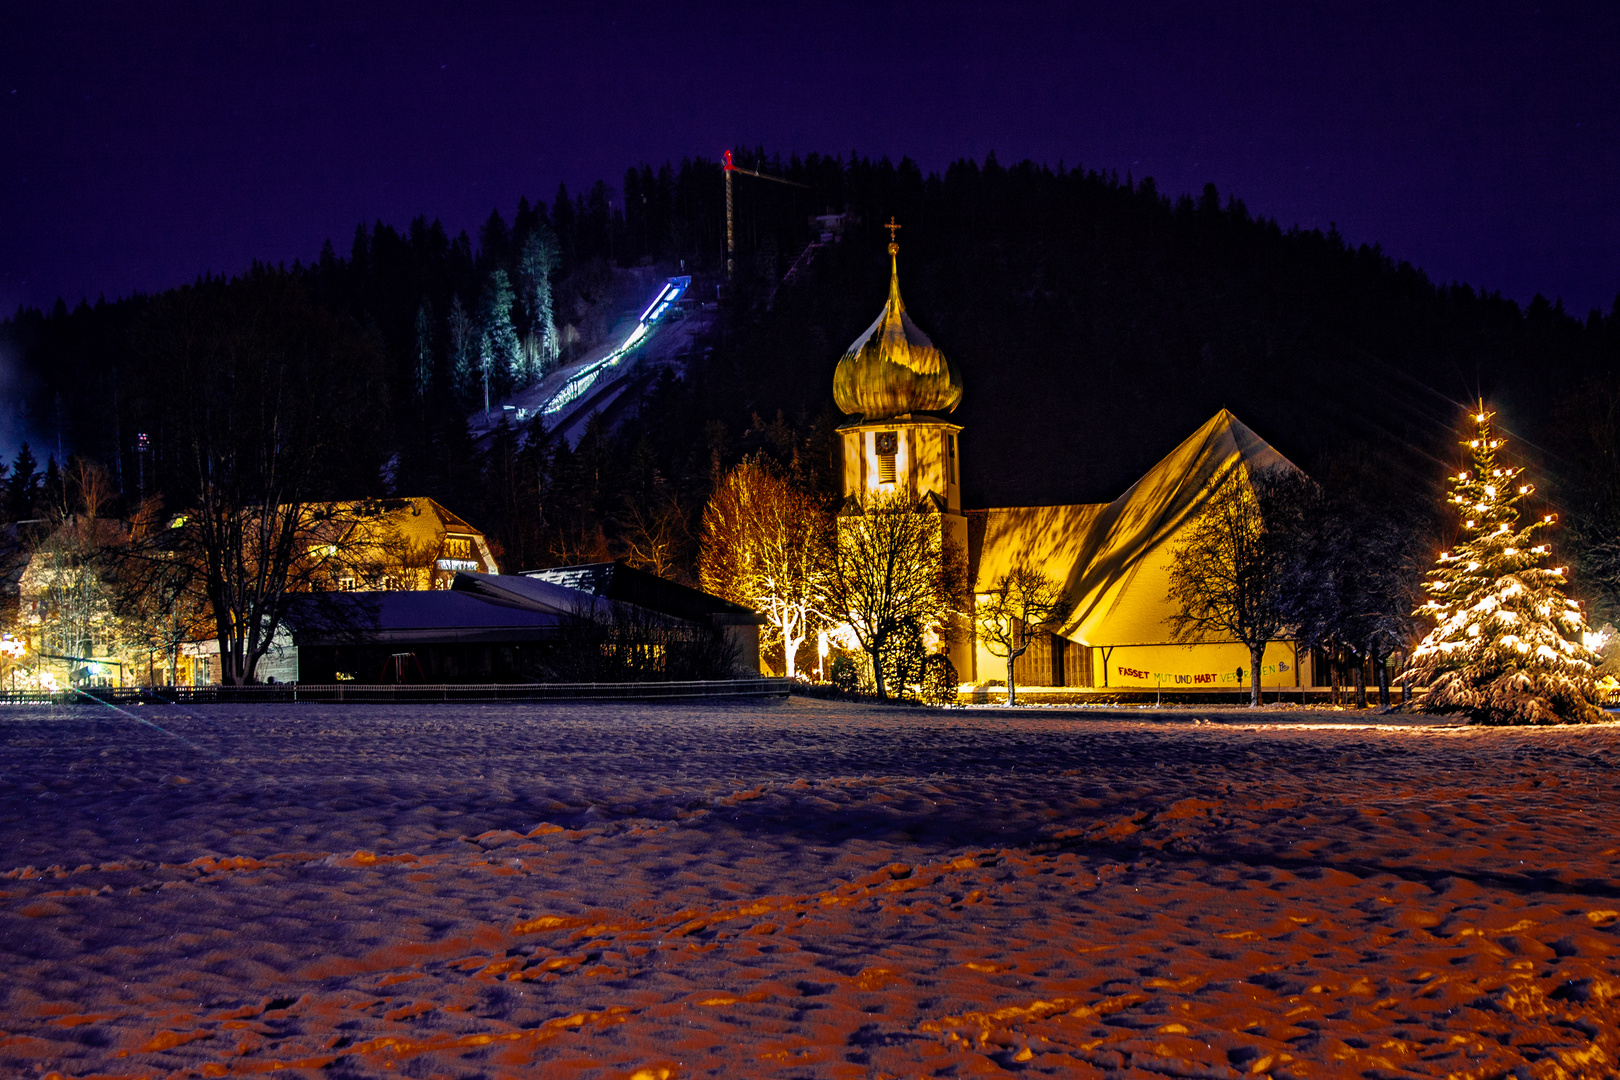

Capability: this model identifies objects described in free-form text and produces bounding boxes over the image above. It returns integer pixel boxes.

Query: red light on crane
[721,149,809,281]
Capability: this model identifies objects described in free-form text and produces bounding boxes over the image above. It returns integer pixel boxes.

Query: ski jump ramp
[469,275,708,448]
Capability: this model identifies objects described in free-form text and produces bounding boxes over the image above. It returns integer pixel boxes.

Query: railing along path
[0,678,791,706]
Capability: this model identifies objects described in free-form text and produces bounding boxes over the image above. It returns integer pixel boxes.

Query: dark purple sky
[4,1,1619,319]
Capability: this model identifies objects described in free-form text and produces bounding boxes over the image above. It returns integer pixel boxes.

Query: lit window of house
[338,574,357,591]
[444,536,473,559]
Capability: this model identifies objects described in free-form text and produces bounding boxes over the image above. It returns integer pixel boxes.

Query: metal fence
[0,678,792,706]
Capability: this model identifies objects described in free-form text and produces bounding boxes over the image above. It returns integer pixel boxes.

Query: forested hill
[4,151,1619,602]
[718,158,1619,514]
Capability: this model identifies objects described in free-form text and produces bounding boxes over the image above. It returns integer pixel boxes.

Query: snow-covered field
[1,699,1616,1079]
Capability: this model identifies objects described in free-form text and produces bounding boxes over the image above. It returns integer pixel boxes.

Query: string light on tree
[1405,405,1603,723]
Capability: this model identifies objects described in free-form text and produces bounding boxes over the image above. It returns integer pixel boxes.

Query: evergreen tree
[520,226,560,377]
[41,456,63,518]
[1406,407,1603,724]
[413,299,434,399]
[551,183,576,269]
[447,294,477,402]
[479,269,521,406]
[5,444,39,522]
[477,208,513,276]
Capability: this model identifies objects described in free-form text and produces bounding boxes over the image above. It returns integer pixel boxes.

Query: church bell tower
[832,221,971,675]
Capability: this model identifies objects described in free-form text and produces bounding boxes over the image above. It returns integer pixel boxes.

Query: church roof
[832,244,963,421]
[971,409,1297,646]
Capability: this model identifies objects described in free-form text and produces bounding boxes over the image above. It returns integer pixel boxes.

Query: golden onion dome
[832,242,963,421]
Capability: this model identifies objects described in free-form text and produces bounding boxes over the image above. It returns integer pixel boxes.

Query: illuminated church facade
[833,236,1311,692]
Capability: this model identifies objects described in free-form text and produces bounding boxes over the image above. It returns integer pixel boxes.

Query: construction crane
[722,149,809,280]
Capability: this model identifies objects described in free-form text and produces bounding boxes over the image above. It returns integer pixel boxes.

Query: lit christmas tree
[1407,406,1604,724]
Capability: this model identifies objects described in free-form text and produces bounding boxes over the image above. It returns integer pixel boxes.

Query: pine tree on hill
[520,227,560,378]
[479,269,521,405]
[413,300,434,399]
[551,183,576,269]
[477,209,513,277]
[40,457,63,518]
[1406,407,1604,724]
[5,444,39,522]
[447,295,477,402]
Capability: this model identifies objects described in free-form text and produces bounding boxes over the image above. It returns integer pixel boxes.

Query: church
[831,231,1318,694]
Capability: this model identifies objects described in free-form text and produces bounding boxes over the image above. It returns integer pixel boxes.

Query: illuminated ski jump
[540,275,690,417]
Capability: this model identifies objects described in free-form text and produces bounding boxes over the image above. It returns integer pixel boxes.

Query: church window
[875,431,898,484]
[949,433,957,484]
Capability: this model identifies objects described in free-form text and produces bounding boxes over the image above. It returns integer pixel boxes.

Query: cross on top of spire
[885,216,901,255]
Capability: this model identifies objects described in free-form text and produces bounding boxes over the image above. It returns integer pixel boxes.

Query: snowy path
[1,700,1617,1078]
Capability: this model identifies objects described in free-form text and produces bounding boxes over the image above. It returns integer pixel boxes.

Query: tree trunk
[782,638,798,680]
[868,644,886,699]
[1377,654,1391,708]
[1004,641,1030,706]
[1249,642,1265,707]
[1354,656,1367,709]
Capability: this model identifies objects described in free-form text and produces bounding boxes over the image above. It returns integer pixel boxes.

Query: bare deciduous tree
[1167,467,1312,706]
[620,487,691,583]
[698,459,831,678]
[135,270,386,684]
[114,497,214,685]
[975,565,1072,706]
[824,493,966,699]
[21,460,124,679]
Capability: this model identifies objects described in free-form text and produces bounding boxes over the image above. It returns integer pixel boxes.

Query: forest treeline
[4,150,1620,614]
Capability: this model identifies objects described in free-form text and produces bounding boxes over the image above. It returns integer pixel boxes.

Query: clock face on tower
[875,432,898,455]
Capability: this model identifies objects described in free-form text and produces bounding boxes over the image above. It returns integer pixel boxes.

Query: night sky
[4,1,1619,321]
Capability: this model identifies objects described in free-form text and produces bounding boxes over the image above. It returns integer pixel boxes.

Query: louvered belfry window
[875,431,898,484]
